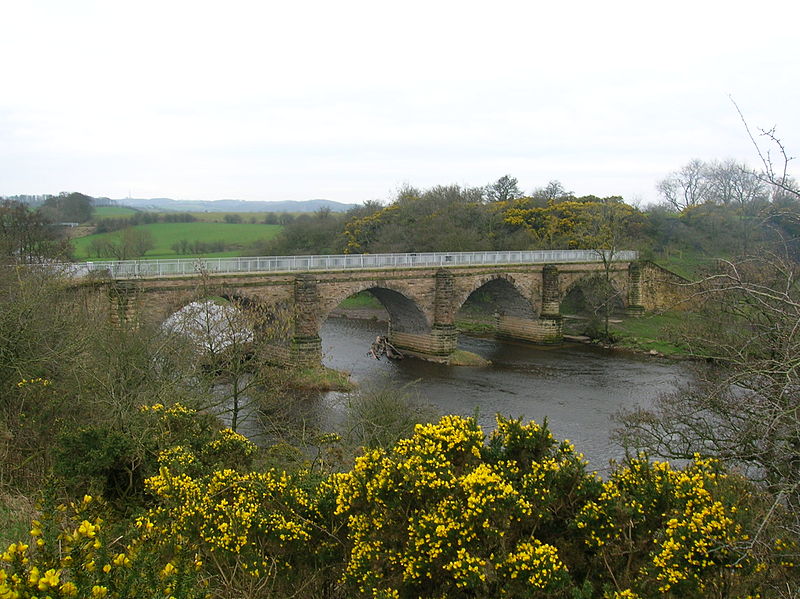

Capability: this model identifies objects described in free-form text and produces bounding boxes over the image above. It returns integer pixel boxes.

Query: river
[318,316,692,471]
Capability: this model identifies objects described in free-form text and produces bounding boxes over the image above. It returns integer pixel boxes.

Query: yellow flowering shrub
[139,464,342,594]
[575,455,756,597]
[0,494,203,599]
[2,411,793,599]
[341,204,400,253]
[500,197,642,249]
[334,415,589,597]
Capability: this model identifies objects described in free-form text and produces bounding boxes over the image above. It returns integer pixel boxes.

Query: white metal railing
[60,250,639,279]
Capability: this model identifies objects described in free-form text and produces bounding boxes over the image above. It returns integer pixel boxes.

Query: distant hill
[105,198,358,213]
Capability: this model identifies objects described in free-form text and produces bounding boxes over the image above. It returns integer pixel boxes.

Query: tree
[656,159,709,211]
[0,200,71,263]
[574,198,640,338]
[704,159,769,211]
[731,98,800,204]
[41,192,93,223]
[91,228,154,260]
[615,250,800,579]
[484,175,523,203]
[163,279,293,436]
[531,180,572,202]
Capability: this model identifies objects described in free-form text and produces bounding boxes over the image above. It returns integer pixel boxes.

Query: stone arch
[317,281,432,335]
[559,271,628,315]
[454,274,536,319]
[144,287,254,326]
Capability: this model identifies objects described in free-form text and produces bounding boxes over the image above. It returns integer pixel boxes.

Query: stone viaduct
[88,252,686,366]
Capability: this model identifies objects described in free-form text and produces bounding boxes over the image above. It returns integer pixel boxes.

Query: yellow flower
[37,568,60,591]
[112,553,130,567]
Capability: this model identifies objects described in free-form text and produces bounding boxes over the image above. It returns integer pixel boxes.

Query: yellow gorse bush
[576,455,754,596]
[1,412,793,598]
[334,415,588,597]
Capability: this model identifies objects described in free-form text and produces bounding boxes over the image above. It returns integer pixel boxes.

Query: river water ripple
[319,317,692,471]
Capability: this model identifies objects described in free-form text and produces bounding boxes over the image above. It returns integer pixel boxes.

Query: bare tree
[615,251,800,582]
[0,201,71,263]
[91,228,155,260]
[656,158,710,211]
[704,159,769,212]
[575,198,638,338]
[731,97,799,203]
[484,175,523,203]
[531,180,572,202]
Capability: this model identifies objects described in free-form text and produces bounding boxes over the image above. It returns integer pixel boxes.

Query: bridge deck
[62,250,638,280]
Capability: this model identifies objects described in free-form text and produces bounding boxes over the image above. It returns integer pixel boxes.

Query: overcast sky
[2,0,798,205]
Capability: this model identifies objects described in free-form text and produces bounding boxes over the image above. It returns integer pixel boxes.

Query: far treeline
[251,163,800,265]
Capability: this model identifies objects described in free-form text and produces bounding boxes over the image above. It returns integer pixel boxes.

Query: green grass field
[609,311,694,355]
[337,291,383,309]
[187,212,270,223]
[72,222,282,259]
[652,249,728,280]
[92,206,140,219]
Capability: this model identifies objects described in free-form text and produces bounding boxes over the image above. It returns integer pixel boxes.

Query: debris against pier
[369,336,404,360]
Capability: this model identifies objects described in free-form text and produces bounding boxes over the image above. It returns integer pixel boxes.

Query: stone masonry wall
[639,261,693,312]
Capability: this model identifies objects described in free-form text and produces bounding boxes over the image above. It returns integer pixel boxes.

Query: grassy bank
[337,291,383,309]
[652,248,731,280]
[455,309,693,357]
[608,311,693,356]
[287,366,355,392]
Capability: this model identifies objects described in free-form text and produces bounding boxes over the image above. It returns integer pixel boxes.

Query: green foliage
[342,185,490,254]
[56,428,139,502]
[255,210,347,255]
[0,200,71,263]
[342,384,439,451]
[41,192,93,223]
